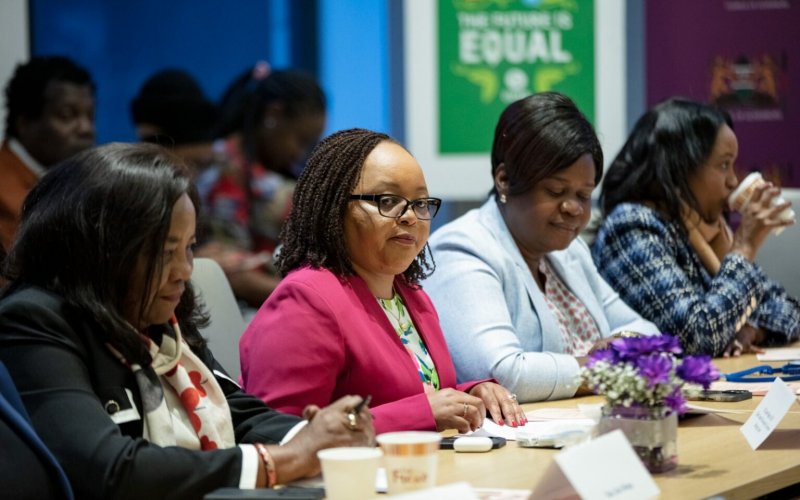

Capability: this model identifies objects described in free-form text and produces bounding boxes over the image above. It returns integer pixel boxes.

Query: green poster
[438,0,595,153]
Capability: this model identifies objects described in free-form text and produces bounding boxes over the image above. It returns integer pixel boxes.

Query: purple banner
[647,0,799,187]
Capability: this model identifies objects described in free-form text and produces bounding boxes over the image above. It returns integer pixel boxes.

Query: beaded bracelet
[254,443,278,488]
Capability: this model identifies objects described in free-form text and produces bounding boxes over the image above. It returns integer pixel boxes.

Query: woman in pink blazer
[240,128,525,434]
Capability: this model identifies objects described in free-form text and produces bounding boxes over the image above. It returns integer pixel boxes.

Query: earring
[499,193,507,204]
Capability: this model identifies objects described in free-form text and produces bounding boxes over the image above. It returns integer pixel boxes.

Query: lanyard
[724,363,800,382]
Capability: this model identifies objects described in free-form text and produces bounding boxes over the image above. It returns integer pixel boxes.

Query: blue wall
[30,0,393,145]
[318,0,390,134]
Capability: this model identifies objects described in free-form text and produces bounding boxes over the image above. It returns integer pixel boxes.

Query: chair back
[755,188,800,299]
[191,258,246,379]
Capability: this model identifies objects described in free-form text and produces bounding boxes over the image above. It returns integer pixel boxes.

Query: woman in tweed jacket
[592,98,800,356]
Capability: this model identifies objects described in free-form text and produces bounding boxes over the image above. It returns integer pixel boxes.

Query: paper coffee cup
[376,431,441,494]
[728,172,795,231]
[317,447,382,500]
[728,172,764,213]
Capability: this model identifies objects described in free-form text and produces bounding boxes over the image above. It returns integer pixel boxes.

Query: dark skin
[264,395,375,485]
[256,103,326,176]
[15,81,95,167]
[495,158,613,367]
[688,125,793,356]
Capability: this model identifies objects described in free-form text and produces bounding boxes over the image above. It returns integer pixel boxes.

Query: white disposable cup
[317,447,382,500]
[728,172,795,234]
[376,431,441,494]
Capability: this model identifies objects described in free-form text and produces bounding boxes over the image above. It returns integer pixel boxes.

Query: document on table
[756,347,800,361]
[471,408,597,441]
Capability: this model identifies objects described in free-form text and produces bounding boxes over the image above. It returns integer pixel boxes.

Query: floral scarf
[108,317,235,450]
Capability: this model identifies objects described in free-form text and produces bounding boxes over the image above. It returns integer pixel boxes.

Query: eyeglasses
[349,194,442,220]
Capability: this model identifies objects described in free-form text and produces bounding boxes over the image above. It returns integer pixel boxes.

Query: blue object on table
[724,363,800,382]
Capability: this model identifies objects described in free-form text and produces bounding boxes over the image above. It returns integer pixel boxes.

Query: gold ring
[462,403,469,418]
[347,411,358,430]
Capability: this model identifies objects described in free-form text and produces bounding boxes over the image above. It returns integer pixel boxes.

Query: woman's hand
[468,382,526,428]
[427,388,484,433]
[732,183,794,261]
[271,395,375,481]
[723,324,767,357]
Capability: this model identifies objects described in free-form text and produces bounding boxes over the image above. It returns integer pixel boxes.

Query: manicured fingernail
[498,420,504,426]
[511,421,518,427]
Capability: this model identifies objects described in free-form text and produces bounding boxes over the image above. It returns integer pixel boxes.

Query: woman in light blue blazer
[424,93,658,403]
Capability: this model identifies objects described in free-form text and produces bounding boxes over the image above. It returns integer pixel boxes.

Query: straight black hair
[2,142,207,365]
[490,92,603,197]
[600,97,733,226]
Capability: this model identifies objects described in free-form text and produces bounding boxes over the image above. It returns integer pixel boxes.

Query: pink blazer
[240,266,484,433]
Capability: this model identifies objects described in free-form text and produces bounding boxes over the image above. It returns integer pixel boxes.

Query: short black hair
[130,68,218,146]
[277,128,434,284]
[599,97,733,225]
[490,92,603,197]
[2,143,207,365]
[4,55,94,138]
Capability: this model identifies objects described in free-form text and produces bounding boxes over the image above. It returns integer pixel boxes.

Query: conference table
[435,353,800,499]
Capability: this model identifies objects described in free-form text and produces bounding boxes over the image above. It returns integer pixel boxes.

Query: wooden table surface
[435,353,800,499]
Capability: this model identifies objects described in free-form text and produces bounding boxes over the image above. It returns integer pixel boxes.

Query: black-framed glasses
[349,194,442,220]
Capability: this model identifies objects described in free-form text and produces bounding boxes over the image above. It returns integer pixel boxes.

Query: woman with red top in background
[196,62,327,308]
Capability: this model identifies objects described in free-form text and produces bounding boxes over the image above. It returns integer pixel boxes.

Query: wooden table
[436,354,800,499]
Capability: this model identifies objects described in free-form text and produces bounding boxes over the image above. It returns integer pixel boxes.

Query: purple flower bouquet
[582,334,720,473]
[582,334,720,414]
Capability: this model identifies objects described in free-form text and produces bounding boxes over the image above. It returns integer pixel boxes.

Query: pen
[346,395,371,430]
[352,395,372,415]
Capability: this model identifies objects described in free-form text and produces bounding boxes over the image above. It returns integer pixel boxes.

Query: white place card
[531,430,659,500]
[740,377,798,449]
[756,347,800,361]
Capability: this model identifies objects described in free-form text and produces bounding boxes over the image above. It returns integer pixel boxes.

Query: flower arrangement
[581,334,720,414]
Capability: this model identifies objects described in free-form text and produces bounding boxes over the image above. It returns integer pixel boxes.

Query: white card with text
[532,430,659,500]
[740,377,798,449]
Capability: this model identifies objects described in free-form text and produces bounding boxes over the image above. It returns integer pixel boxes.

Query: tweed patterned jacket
[592,203,800,356]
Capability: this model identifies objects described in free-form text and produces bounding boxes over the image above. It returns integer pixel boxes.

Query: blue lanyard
[724,363,800,382]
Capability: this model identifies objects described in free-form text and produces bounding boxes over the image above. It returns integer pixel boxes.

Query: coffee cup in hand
[728,172,795,234]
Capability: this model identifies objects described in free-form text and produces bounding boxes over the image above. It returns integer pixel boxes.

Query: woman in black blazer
[0,143,373,500]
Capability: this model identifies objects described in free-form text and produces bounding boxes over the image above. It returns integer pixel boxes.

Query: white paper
[756,348,800,361]
[740,378,798,449]
[475,415,596,441]
[545,430,660,500]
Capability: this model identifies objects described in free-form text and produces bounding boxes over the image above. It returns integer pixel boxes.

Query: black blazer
[0,286,302,500]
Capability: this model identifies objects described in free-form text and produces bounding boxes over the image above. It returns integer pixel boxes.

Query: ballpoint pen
[347,395,372,430]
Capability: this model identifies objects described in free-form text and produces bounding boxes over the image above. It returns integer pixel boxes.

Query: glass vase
[597,404,678,473]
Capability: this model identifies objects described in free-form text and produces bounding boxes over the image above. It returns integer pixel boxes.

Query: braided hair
[277,128,435,284]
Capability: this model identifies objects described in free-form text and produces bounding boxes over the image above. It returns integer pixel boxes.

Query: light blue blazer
[424,198,658,402]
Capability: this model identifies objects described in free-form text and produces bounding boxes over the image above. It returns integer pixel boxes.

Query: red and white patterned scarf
[108,317,235,450]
